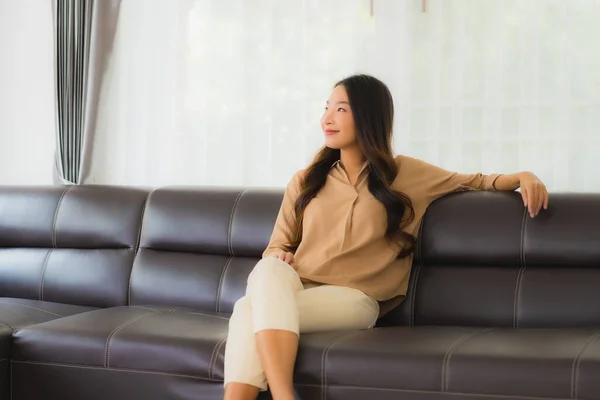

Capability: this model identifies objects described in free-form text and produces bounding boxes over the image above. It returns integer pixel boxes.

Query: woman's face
[321,85,357,149]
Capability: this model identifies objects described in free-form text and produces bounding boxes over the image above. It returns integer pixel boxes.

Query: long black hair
[287,74,416,258]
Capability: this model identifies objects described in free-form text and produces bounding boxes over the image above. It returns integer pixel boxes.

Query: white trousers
[223,256,380,391]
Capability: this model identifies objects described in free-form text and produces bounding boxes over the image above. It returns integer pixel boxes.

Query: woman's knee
[247,257,299,289]
[229,296,252,326]
[232,296,251,313]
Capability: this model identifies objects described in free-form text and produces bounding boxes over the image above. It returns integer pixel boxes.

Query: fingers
[285,253,297,269]
[536,184,549,215]
[283,252,294,265]
[524,183,549,218]
[276,251,296,268]
[528,185,537,217]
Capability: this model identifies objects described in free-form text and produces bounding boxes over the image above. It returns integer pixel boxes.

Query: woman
[223,74,549,400]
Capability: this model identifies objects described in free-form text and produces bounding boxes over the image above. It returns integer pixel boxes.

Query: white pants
[223,256,380,391]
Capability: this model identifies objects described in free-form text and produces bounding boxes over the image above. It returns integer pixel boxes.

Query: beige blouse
[263,155,500,311]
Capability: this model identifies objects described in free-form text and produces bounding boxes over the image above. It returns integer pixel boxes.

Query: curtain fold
[91,0,600,191]
[52,0,121,185]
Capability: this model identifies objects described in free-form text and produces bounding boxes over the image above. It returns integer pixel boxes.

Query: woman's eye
[337,107,346,112]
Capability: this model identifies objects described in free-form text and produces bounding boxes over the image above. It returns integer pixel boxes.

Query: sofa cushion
[129,187,282,312]
[295,326,600,399]
[0,298,97,332]
[12,305,230,380]
[0,298,96,400]
[0,186,150,308]
[0,297,97,370]
[10,311,600,400]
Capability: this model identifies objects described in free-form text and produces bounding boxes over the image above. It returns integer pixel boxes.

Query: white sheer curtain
[90,0,600,191]
[0,0,55,185]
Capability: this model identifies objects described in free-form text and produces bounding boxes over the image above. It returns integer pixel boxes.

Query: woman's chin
[324,137,342,149]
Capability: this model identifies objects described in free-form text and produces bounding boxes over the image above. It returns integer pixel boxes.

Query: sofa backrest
[0,185,149,308]
[381,191,600,329]
[127,187,283,313]
[3,185,600,329]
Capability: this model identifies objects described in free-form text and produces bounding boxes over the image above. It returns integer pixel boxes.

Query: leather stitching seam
[128,189,154,306]
[321,331,361,400]
[410,263,422,326]
[0,300,63,318]
[12,360,222,381]
[227,189,246,257]
[442,328,492,392]
[104,310,157,367]
[216,257,233,313]
[51,186,71,249]
[38,249,54,301]
[208,336,227,379]
[571,332,599,399]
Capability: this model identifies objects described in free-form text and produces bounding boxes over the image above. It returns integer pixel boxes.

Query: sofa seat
[294,326,600,400]
[0,298,97,332]
[0,297,97,400]
[0,297,98,358]
[13,311,600,400]
[11,305,231,400]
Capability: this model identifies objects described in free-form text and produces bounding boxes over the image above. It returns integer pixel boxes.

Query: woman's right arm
[262,170,304,260]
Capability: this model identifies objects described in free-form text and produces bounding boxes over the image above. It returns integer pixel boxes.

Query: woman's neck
[339,147,366,175]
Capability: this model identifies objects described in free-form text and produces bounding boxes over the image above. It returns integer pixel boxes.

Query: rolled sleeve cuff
[484,173,503,190]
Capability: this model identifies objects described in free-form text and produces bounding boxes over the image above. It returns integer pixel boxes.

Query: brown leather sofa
[1,185,599,400]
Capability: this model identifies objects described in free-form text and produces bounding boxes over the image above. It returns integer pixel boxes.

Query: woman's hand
[519,172,549,218]
[271,249,297,269]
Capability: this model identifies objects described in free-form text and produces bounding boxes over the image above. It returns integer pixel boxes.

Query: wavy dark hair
[286,74,416,258]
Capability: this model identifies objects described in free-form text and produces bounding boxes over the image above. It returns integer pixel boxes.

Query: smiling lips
[325,129,339,136]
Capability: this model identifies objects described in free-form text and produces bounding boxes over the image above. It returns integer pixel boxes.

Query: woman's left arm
[395,156,550,219]
[493,172,549,218]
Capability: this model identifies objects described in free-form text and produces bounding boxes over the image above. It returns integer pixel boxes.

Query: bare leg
[224,382,260,400]
[255,329,298,400]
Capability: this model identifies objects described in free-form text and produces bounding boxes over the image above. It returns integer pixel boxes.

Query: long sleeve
[395,155,502,202]
[262,170,304,258]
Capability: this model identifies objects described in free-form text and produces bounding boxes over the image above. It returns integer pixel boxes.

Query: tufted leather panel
[0,247,136,308]
[138,187,245,255]
[0,187,65,248]
[0,249,52,300]
[292,326,600,400]
[11,305,230,396]
[52,186,149,249]
[382,191,600,329]
[411,265,520,327]
[228,188,284,257]
[10,362,225,400]
[0,297,97,400]
[417,191,524,267]
[0,298,96,332]
[129,187,282,312]
[0,186,149,308]
[523,194,600,267]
